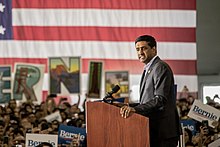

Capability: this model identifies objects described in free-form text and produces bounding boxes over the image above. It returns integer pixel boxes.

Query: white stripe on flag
[13,9,196,27]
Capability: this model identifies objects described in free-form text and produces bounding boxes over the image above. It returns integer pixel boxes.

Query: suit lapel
[139,68,151,101]
[139,57,161,102]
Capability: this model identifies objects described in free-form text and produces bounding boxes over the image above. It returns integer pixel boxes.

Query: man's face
[135,41,156,64]
[9,100,16,109]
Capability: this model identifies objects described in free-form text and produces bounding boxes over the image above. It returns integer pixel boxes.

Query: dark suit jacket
[133,56,181,141]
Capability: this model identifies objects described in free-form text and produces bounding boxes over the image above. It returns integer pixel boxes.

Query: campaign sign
[188,99,220,128]
[115,97,125,103]
[26,133,58,147]
[44,111,62,122]
[208,137,220,147]
[58,124,86,146]
[180,119,197,135]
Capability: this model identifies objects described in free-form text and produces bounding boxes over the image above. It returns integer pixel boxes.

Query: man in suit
[120,35,181,147]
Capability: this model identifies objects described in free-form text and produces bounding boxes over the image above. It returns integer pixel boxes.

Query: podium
[86,101,150,147]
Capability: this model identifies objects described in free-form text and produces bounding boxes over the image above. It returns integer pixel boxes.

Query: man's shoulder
[153,59,174,74]
[154,58,171,68]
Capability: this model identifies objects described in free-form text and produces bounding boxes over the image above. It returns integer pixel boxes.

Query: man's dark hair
[135,35,157,48]
[0,120,4,126]
[47,94,57,98]
[36,142,53,147]
[41,122,50,131]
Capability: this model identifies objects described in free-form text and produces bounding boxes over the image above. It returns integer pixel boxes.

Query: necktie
[139,70,146,103]
[140,70,146,88]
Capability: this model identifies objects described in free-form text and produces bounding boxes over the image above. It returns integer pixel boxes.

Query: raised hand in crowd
[192,121,212,146]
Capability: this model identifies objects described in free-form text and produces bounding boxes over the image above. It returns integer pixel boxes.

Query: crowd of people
[0,94,86,147]
[0,89,219,147]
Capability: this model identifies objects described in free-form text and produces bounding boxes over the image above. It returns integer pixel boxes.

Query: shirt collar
[143,55,157,71]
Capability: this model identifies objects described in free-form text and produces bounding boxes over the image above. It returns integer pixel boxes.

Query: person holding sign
[120,35,181,147]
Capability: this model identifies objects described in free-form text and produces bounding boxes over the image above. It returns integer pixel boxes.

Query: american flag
[0,0,197,100]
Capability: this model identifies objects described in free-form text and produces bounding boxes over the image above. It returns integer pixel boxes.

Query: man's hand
[120,105,135,118]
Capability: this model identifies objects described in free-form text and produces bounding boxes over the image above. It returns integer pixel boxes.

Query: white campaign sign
[26,133,58,147]
[208,137,220,147]
[187,99,220,128]
[44,111,62,122]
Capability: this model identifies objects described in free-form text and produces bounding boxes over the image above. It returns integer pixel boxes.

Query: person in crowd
[178,98,190,119]
[12,128,25,146]
[69,104,81,119]
[210,120,220,142]
[179,85,189,99]
[5,106,13,115]
[24,103,33,114]
[8,99,17,111]
[39,122,51,134]
[186,95,195,110]
[32,119,47,134]
[28,112,38,128]
[70,134,81,147]
[20,115,33,134]
[0,106,5,116]
[34,109,44,122]
[206,96,216,107]
[67,119,77,127]
[60,110,69,124]
[119,35,181,147]
[213,94,220,103]
[192,121,213,146]
[184,128,194,147]
[50,120,60,134]
[0,120,4,140]
[43,94,57,116]
[58,97,71,112]
[78,111,86,126]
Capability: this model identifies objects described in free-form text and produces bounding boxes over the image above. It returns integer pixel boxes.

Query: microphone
[103,85,120,103]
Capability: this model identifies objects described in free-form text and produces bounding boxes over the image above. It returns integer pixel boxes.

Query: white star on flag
[0,25,6,35]
[0,3,5,12]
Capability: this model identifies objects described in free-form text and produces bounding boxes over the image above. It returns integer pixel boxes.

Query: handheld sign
[188,99,220,128]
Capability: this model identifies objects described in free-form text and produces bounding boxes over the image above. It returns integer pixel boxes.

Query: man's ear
[152,46,157,53]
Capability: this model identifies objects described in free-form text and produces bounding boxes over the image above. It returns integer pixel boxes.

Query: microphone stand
[103,96,128,108]
[103,95,115,104]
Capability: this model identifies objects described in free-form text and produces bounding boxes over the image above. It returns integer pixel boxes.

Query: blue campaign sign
[115,97,125,103]
[58,124,86,146]
[180,119,197,135]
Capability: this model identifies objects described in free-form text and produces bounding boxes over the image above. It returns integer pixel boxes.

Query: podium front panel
[86,102,149,147]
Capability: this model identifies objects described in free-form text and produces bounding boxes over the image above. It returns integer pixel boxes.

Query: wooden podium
[86,101,150,147]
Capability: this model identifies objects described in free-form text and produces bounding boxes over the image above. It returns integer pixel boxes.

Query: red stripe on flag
[13,0,196,10]
[166,60,197,75]
[82,59,197,75]
[0,58,196,75]
[13,26,196,42]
